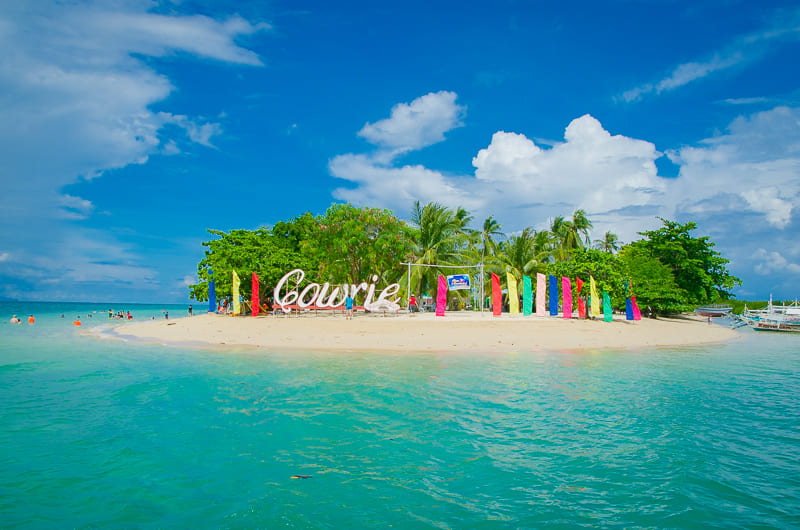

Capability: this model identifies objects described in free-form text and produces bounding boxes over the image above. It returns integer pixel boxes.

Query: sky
[0,0,798,303]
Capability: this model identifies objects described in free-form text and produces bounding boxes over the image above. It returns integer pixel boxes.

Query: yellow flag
[232,270,241,315]
[590,276,600,317]
[507,272,519,314]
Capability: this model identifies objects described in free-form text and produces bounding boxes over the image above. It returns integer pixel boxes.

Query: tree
[189,225,317,303]
[547,248,624,306]
[407,201,472,296]
[478,216,503,264]
[549,209,594,261]
[617,245,686,314]
[303,203,413,285]
[633,218,741,305]
[594,231,620,253]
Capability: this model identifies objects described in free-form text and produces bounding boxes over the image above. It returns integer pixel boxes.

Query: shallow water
[1,302,799,528]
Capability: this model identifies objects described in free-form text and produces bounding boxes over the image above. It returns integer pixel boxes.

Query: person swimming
[10,315,21,324]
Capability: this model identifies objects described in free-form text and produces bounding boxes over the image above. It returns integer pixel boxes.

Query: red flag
[252,272,260,317]
[491,273,502,316]
[436,275,447,316]
[576,277,586,319]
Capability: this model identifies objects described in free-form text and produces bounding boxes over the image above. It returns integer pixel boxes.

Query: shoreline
[98,311,739,353]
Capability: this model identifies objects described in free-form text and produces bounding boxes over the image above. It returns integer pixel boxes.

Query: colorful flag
[603,290,613,322]
[536,273,546,316]
[252,272,260,317]
[522,275,532,316]
[549,275,558,316]
[562,277,572,319]
[631,296,642,320]
[590,276,600,317]
[232,270,241,315]
[208,270,216,313]
[624,280,633,320]
[576,277,586,319]
[507,272,519,314]
[436,275,447,316]
[491,273,502,316]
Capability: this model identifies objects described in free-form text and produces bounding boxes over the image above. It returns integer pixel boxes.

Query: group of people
[9,315,34,324]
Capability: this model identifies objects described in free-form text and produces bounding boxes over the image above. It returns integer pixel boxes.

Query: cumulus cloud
[667,106,799,228]
[357,91,465,157]
[754,249,800,275]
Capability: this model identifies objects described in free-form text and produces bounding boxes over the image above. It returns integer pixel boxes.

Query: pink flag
[252,272,260,317]
[535,273,546,316]
[491,273,502,316]
[576,278,586,319]
[436,275,447,316]
[562,277,572,319]
[631,296,642,320]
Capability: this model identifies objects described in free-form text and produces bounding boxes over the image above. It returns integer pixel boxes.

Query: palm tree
[479,216,503,264]
[594,231,620,253]
[550,209,594,261]
[407,201,470,297]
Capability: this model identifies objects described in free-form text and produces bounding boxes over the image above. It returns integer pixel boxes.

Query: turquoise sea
[1,301,798,528]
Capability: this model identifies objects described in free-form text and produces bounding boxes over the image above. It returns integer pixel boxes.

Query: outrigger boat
[732,296,800,332]
[695,304,733,317]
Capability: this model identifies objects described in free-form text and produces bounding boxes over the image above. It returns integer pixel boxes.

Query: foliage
[617,245,687,314]
[632,219,741,306]
[547,248,625,307]
[550,209,593,261]
[594,231,620,253]
[303,203,414,285]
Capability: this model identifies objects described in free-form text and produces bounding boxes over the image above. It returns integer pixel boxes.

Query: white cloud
[0,253,8,263]
[357,91,465,157]
[667,106,799,228]
[754,249,800,275]
[620,9,800,102]
[0,1,268,300]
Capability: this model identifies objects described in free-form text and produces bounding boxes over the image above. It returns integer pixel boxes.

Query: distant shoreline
[99,311,738,353]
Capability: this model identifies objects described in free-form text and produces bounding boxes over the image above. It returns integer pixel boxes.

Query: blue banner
[549,274,559,316]
[447,274,471,291]
[208,271,216,313]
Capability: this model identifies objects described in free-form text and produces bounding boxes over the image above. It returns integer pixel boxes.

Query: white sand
[104,310,737,353]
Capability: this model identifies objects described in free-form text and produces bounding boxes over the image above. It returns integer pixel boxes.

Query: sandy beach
[105,310,737,353]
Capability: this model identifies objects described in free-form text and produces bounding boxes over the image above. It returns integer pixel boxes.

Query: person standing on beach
[345,294,354,320]
[188,304,193,316]
[409,294,417,313]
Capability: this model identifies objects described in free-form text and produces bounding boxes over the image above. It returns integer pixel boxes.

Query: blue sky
[1,0,798,303]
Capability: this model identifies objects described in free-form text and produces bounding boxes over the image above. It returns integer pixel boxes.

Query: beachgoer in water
[10,315,20,324]
[28,315,34,324]
[126,311,132,320]
[165,311,169,320]
[74,316,81,326]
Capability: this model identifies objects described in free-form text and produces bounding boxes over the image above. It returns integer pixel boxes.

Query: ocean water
[1,301,798,528]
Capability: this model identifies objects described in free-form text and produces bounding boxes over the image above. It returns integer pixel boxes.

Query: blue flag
[208,271,216,313]
[549,274,558,316]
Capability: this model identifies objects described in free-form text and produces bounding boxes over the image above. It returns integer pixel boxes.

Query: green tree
[478,216,503,264]
[550,209,594,261]
[594,231,620,254]
[617,245,686,314]
[407,201,472,296]
[633,219,741,305]
[304,203,413,285]
[547,248,624,306]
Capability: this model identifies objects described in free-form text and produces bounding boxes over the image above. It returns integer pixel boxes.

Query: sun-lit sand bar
[106,311,737,353]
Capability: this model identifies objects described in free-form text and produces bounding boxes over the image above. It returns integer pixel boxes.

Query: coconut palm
[550,209,594,261]
[478,216,503,264]
[594,231,620,253]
